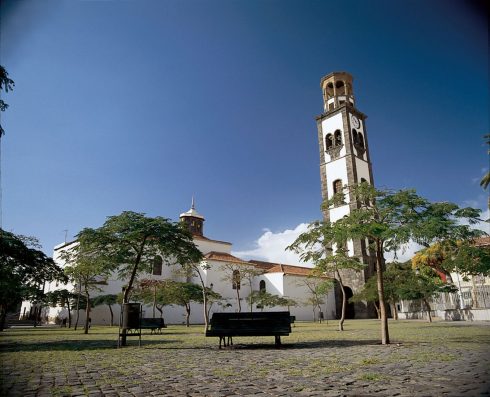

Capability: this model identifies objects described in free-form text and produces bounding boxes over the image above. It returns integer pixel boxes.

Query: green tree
[239,267,266,312]
[288,230,363,330]
[92,294,118,326]
[44,289,77,327]
[297,276,334,323]
[290,184,483,344]
[62,243,110,334]
[62,211,202,343]
[398,267,457,322]
[0,229,65,331]
[0,65,14,137]
[220,262,256,313]
[164,281,204,327]
[247,291,296,312]
[413,240,490,281]
[350,262,411,321]
[133,279,170,319]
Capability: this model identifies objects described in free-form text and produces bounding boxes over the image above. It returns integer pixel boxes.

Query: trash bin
[122,303,141,330]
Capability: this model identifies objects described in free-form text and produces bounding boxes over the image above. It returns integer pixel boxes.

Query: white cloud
[233,204,490,270]
[232,223,313,267]
[384,240,424,263]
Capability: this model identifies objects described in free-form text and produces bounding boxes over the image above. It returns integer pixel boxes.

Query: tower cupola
[180,197,205,236]
[320,71,355,113]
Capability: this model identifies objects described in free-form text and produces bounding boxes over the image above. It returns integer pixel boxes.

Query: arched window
[333,179,342,194]
[352,129,358,145]
[325,134,333,150]
[259,280,266,292]
[334,130,342,146]
[232,270,241,290]
[152,256,163,276]
[357,133,365,148]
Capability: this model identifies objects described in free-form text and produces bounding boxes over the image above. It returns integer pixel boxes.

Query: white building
[21,200,335,326]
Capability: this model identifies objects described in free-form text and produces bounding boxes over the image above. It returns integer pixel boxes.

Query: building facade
[21,201,335,326]
[315,72,376,318]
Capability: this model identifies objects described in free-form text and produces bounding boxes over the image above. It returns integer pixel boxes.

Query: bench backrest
[209,311,291,332]
[141,318,165,327]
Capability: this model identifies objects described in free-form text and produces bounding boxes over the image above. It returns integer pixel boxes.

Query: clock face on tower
[351,115,360,129]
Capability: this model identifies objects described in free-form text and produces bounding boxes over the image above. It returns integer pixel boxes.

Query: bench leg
[275,336,281,347]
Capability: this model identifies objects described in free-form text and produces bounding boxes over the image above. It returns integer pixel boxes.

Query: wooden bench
[140,317,166,334]
[206,311,292,348]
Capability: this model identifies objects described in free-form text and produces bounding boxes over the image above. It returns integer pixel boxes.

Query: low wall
[398,308,490,321]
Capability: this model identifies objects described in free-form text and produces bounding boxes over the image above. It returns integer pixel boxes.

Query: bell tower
[316,71,376,318]
[180,197,205,237]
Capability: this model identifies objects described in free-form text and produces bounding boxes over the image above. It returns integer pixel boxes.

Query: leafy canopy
[1,229,66,310]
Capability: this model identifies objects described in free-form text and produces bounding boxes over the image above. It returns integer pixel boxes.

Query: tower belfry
[180,197,205,236]
[316,71,376,318]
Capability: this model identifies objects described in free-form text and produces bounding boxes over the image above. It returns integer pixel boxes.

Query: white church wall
[282,275,336,321]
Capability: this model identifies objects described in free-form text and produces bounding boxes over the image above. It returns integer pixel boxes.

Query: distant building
[21,200,335,326]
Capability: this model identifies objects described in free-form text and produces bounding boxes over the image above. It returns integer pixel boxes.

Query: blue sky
[1,0,488,260]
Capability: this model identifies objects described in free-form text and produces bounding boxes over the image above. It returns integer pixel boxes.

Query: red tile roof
[204,251,252,265]
[248,260,327,277]
[474,236,490,247]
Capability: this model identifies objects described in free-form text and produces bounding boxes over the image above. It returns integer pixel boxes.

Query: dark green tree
[44,289,77,327]
[0,65,14,137]
[290,183,484,344]
[398,267,457,322]
[92,294,118,326]
[61,211,202,343]
[247,291,296,312]
[0,229,65,331]
[164,281,204,327]
[133,279,172,319]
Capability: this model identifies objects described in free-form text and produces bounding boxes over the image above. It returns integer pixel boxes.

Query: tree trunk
[375,241,390,344]
[192,266,209,333]
[236,288,242,313]
[74,280,81,331]
[336,270,346,331]
[152,285,157,318]
[392,302,398,320]
[373,301,380,319]
[121,237,147,346]
[156,305,163,319]
[185,304,191,327]
[423,299,432,322]
[108,304,114,327]
[84,291,90,334]
[67,300,72,328]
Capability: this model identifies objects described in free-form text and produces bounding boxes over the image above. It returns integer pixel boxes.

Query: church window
[352,129,358,145]
[357,133,365,148]
[259,280,266,292]
[333,179,342,194]
[232,270,241,290]
[325,134,333,150]
[152,256,163,276]
[334,130,342,146]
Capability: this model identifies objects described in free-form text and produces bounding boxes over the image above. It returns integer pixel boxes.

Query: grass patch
[359,372,385,381]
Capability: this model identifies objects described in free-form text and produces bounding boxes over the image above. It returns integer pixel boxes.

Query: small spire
[191,196,195,210]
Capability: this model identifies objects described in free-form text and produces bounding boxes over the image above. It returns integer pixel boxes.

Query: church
[22,71,377,325]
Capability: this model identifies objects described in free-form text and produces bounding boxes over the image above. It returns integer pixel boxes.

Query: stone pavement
[1,327,489,396]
